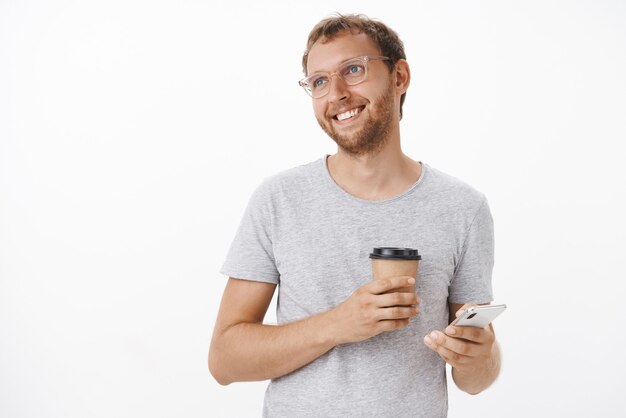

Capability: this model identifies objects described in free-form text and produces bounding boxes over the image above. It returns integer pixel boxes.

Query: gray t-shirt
[221,156,494,418]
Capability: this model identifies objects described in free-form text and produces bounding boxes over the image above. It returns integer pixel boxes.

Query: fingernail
[430,332,439,342]
[424,336,432,345]
[407,277,415,284]
[446,326,456,335]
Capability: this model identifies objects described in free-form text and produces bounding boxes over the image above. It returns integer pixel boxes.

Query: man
[209,14,501,417]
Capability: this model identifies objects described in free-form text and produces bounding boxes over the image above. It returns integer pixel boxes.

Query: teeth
[337,107,360,121]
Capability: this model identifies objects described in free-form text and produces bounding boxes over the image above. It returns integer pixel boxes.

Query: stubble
[317,81,395,157]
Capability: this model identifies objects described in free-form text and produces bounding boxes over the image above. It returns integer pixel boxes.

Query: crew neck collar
[320,155,426,204]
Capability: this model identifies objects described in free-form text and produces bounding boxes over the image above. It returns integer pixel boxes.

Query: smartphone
[449,304,507,328]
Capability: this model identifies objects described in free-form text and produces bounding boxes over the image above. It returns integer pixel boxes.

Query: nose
[327,73,350,102]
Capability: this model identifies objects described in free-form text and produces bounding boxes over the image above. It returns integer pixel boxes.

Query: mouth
[333,105,366,122]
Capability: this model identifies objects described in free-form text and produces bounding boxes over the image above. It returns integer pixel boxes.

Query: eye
[343,63,365,77]
[311,76,328,89]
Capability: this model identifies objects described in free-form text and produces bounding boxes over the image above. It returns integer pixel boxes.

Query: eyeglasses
[299,55,390,98]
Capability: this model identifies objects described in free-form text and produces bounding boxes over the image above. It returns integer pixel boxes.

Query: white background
[1,1,625,417]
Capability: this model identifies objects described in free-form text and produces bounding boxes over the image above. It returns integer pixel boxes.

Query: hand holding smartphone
[449,304,507,328]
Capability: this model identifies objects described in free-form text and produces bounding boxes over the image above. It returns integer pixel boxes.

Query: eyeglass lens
[307,58,368,98]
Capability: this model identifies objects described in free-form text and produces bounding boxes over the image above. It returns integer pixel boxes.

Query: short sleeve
[449,198,495,304]
[220,180,280,284]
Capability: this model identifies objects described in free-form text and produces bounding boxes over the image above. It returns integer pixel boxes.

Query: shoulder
[269,158,321,187]
[422,164,489,212]
[249,157,324,205]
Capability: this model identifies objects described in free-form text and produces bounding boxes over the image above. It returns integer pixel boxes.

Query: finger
[444,325,494,343]
[454,303,476,318]
[377,305,419,321]
[424,334,471,367]
[376,291,420,308]
[369,276,415,295]
[426,330,480,358]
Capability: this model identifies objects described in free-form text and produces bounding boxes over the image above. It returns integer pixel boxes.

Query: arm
[209,276,420,385]
[423,302,501,395]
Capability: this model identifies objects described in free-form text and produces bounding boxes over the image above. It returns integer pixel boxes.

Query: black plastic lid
[369,247,421,260]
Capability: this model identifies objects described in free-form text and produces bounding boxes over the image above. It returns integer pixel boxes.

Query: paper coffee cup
[369,247,421,293]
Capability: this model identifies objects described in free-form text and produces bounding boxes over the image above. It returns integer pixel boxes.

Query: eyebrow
[307,56,361,76]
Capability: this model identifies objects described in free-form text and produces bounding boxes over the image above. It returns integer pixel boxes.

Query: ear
[393,59,410,95]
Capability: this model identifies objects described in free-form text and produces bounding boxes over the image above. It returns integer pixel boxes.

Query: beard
[317,81,395,157]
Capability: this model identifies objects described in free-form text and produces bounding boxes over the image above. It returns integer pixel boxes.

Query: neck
[327,135,421,201]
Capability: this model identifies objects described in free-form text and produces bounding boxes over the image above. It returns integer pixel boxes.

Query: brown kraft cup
[369,247,421,294]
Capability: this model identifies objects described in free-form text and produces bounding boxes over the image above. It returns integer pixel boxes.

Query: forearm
[209,309,338,385]
[452,341,501,395]
[209,276,418,385]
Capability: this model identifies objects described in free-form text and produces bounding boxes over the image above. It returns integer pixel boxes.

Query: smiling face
[306,32,401,156]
